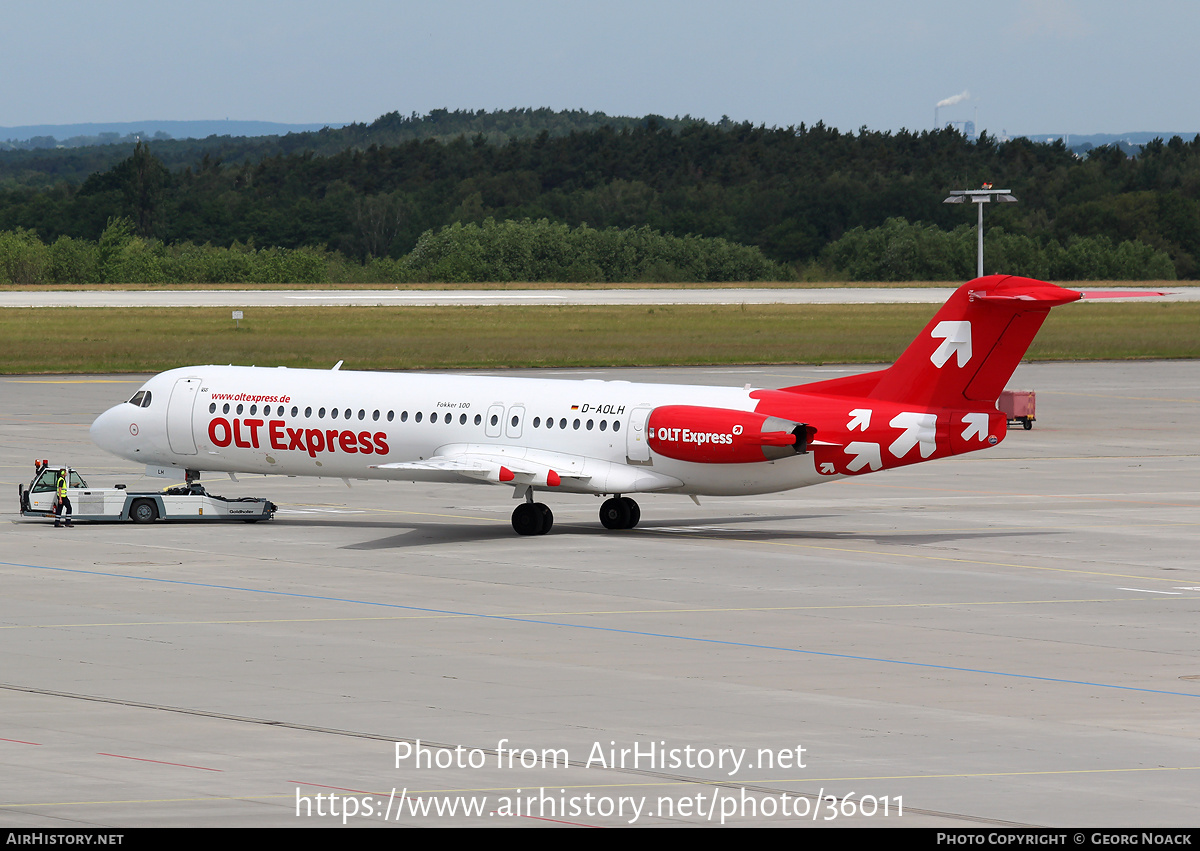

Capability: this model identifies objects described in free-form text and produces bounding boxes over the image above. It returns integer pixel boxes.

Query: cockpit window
[129,391,146,406]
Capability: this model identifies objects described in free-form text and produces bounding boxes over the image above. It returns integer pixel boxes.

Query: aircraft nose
[90,404,135,458]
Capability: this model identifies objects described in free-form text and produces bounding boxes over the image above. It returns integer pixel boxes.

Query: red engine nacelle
[647,406,813,464]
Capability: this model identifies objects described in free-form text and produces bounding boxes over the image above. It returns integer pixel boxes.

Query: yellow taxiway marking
[1053,390,1200,404]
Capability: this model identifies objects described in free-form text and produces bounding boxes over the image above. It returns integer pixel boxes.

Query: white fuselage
[90,365,827,497]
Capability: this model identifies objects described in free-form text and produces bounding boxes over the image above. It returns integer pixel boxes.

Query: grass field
[1,302,1196,374]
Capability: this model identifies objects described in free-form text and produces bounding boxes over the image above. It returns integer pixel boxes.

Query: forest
[1,109,1197,282]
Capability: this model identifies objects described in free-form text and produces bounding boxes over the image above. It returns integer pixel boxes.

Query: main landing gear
[509,493,642,534]
[511,499,553,536]
[599,496,640,530]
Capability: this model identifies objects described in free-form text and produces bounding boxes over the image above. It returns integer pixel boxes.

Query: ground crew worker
[54,468,73,527]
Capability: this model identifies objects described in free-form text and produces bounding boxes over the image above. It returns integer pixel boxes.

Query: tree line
[1,110,1198,280]
[0,217,785,285]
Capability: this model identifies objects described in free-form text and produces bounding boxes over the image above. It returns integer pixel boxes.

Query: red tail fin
[789,276,1082,407]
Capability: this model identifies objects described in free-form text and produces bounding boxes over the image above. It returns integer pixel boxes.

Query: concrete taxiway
[1,286,1197,308]
[1,362,1198,827]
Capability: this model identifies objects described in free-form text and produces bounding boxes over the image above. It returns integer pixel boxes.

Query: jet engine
[646,406,814,464]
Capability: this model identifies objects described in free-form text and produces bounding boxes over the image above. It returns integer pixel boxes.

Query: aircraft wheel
[536,503,553,535]
[621,497,640,529]
[130,499,158,524]
[600,497,631,530]
[512,502,547,536]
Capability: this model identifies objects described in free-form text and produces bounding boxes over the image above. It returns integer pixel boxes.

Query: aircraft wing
[374,452,587,488]
[372,444,683,493]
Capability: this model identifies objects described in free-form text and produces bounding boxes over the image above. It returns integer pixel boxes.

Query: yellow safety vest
[57,473,68,499]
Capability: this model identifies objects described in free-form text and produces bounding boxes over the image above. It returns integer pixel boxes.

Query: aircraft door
[506,405,525,439]
[485,404,505,438]
[166,377,201,455]
[626,405,653,464]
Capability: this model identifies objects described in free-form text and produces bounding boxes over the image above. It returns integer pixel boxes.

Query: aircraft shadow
[330,512,1051,551]
[337,511,838,550]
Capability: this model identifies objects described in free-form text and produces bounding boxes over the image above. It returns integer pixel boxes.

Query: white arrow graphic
[819,462,837,474]
[847,408,872,431]
[889,412,938,459]
[844,442,882,472]
[930,320,972,368]
[961,412,990,442]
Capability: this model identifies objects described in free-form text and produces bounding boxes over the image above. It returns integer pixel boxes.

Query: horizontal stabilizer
[1079,290,1171,299]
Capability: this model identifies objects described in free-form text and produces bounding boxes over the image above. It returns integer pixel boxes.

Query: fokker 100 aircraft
[89,276,1126,535]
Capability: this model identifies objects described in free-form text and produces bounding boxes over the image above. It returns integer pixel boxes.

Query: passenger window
[209,403,216,413]
[474,414,482,425]
[459,413,467,424]
[223,403,231,414]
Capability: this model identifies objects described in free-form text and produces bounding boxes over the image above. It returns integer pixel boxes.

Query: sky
[3,0,1198,137]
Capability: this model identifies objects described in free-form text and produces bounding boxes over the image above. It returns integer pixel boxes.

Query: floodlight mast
[943,188,1017,277]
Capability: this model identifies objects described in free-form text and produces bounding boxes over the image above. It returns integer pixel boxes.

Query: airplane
[88,275,1140,535]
